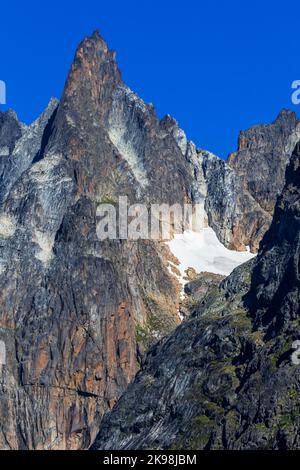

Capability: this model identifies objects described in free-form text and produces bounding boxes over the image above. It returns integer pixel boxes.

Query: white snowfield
[167,228,255,283]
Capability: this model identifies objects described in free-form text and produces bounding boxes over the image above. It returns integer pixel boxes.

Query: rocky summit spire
[273,108,298,128]
[61,30,121,122]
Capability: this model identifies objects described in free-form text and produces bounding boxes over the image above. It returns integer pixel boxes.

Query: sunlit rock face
[0,31,297,450]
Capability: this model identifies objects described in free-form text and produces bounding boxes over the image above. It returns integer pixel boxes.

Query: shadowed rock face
[0,31,298,450]
[245,141,300,335]
[92,144,300,451]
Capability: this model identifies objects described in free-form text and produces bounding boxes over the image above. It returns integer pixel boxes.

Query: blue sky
[0,0,300,158]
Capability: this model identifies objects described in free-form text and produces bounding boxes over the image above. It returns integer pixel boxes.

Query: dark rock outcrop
[179,271,225,318]
[92,143,300,450]
[245,141,300,335]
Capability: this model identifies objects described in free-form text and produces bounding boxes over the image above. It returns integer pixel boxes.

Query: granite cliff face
[92,143,300,450]
[0,31,298,450]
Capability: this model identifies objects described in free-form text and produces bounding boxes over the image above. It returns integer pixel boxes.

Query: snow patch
[167,228,255,283]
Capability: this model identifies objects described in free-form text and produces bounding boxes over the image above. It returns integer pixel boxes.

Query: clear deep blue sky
[1,0,300,157]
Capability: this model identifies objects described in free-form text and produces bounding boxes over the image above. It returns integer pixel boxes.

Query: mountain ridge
[0,31,299,449]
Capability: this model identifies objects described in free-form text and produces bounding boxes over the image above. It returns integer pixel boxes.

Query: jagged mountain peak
[74,30,118,70]
[274,108,298,126]
[0,108,19,121]
[84,30,111,51]
[57,31,122,128]
[235,109,299,153]
[0,31,299,451]
[226,108,299,224]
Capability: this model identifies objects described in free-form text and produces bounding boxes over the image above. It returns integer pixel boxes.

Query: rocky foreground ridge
[0,31,298,449]
[92,143,300,450]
